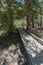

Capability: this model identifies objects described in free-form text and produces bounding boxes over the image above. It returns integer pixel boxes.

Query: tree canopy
[0,0,43,32]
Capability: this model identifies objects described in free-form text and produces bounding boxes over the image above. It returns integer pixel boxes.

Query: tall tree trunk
[27,15,30,29]
[40,7,42,27]
[40,15,42,27]
[31,15,34,28]
[8,7,14,33]
[6,0,14,33]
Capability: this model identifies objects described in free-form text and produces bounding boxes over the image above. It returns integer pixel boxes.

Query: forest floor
[0,31,27,65]
[29,27,43,39]
[0,28,43,65]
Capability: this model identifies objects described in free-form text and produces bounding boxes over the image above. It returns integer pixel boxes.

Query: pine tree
[6,0,14,33]
[24,0,40,28]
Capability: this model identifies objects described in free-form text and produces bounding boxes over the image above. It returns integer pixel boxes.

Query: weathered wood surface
[19,28,43,65]
[26,30,43,45]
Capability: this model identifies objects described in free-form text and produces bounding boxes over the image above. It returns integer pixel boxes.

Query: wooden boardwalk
[19,28,43,65]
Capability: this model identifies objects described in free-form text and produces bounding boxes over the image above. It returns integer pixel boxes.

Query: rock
[0,50,9,59]
[3,52,19,65]
[16,48,23,57]
[9,61,18,65]
[18,61,23,65]
[2,44,26,65]
[8,44,16,51]
[3,50,25,65]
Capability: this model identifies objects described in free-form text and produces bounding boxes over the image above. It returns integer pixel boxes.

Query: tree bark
[31,15,34,28]
[27,15,30,29]
[40,7,42,27]
[7,0,14,33]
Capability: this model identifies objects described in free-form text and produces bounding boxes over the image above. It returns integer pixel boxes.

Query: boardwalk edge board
[26,30,43,45]
[19,29,34,65]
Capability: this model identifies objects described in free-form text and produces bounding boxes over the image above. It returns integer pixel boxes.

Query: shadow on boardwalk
[34,50,43,65]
